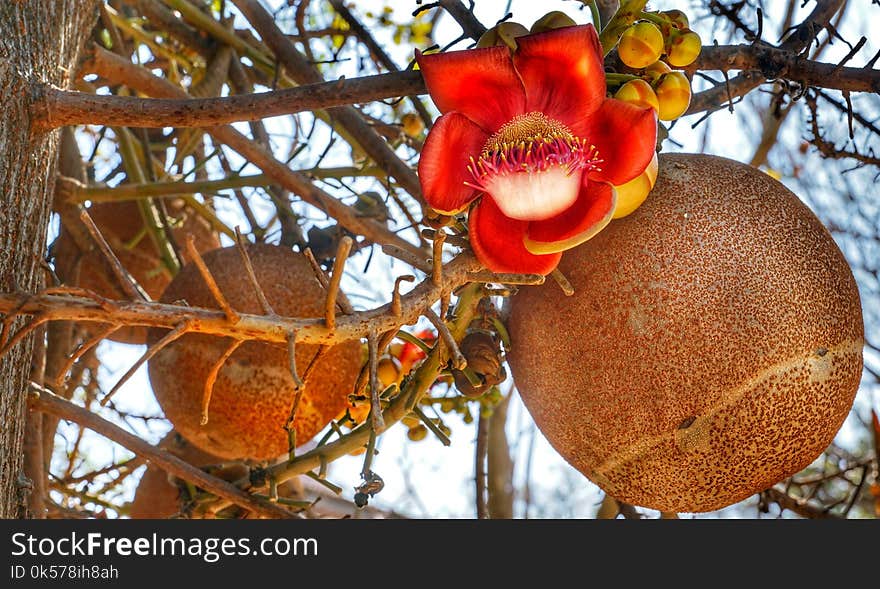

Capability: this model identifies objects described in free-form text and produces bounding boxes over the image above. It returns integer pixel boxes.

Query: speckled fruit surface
[508,153,864,513]
[147,244,362,461]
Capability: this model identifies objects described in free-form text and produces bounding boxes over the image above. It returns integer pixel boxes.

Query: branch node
[391,275,416,316]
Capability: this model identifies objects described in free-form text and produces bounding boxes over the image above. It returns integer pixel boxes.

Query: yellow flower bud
[662,9,689,30]
[377,356,401,388]
[407,424,429,442]
[613,152,658,219]
[614,79,659,114]
[666,29,702,67]
[530,11,577,34]
[643,59,672,83]
[618,21,664,69]
[476,21,530,50]
[655,71,692,121]
[401,413,421,428]
[401,112,424,138]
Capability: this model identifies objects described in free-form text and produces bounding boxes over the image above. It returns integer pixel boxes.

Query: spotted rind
[147,244,362,462]
[507,153,864,513]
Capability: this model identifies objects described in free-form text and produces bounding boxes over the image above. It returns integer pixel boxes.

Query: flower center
[466,112,602,221]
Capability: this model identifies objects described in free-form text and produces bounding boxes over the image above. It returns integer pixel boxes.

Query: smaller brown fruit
[147,243,362,461]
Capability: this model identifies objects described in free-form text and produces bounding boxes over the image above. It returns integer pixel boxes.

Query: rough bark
[0,0,99,519]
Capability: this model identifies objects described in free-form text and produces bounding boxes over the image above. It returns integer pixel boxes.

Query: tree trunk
[0,0,99,519]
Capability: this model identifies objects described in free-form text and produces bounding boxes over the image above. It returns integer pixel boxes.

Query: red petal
[416,47,526,132]
[583,98,658,186]
[513,25,606,131]
[469,197,562,274]
[524,180,615,254]
[418,112,488,214]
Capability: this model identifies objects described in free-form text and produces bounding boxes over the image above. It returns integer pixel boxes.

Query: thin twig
[437,0,487,40]
[432,230,446,286]
[0,315,50,362]
[411,405,452,446]
[549,269,575,296]
[466,271,545,285]
[286,329,305,390]
[52,323,119,387]
[100,321,191,407]
[381,244,432,273]
[325,236,353,331]
[762,486,842,519]
[78,208,149,302]
[304,247,355,314]
[201,338,244,425]
[234,228,274,316]
[186,235,239,324]
[301,345,330,382]
[421,228,470,248]
[424,308,466,370]
[391,275,416,316]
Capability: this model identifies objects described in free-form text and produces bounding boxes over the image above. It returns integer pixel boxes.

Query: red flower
[417,24,657,274]
[397,329,436,372]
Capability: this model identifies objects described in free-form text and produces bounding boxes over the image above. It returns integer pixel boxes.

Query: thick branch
[38,0,859,133]
[28,384,298,519]
[0,254,483,347]
[38,42,875,128]
[689,44,879,94]
[36,70,426,129]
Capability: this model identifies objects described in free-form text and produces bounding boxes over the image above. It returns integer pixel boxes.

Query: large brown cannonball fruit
[147,244,362,461]
[54,199,220,344]
[507,153,864,513]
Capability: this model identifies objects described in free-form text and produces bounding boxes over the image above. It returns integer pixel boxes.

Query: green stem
[587,0,602,31]
[114,127,181,274]
[179,194,237,240]
[395,329,435,356]
[639,11,667,27]
[304,471,342,494]
[411,405,451,446]
[72,167,386,204]
[605,73,642,86]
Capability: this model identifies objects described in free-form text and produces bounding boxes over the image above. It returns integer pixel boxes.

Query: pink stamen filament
[465,136,603,192]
